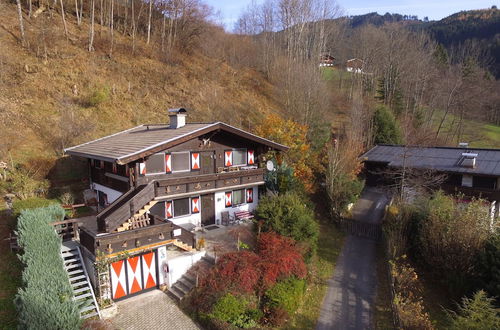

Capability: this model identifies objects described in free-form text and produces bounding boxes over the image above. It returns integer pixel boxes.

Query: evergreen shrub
[264,277,306,315]
[15,204,81,330]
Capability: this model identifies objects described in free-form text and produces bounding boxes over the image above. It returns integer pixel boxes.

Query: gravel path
[316,188,388,330]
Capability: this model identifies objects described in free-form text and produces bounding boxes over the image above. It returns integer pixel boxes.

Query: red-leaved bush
[258,232,307,288]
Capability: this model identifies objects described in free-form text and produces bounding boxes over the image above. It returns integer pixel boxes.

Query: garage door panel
[142,252,157,289]
[110,259,127,300]
[127,255,143,294]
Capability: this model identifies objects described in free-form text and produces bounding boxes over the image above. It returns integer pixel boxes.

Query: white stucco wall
[164,251,206,286]
[92,182,123,204]
[169,211,201,227]
[214,185,259,225]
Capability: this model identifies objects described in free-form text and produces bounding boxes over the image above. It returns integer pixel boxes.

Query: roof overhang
[65,122,289,164]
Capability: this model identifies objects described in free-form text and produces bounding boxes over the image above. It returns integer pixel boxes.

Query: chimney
[458,142,469,148]
[168,108,187,129]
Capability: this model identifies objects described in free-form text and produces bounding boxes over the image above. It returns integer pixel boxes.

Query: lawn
[431,111,500,148]
[287,219,345,329]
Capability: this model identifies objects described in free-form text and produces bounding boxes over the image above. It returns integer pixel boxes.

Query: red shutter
[192,197,200,213]
[140,163,146,175]
[225,192,232,207]
[247,150,255,165]
[125,164,130,177]
[191,152,200,171]
[166,201,173,218]
[246,188,253,203]
[165,154,172,173]
[100,160,104,169]
[224,150,233,167]
[112,163,117,174]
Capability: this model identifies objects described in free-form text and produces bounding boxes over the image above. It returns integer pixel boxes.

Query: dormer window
[460,152,478,168]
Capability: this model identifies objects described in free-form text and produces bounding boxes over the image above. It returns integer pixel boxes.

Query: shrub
[209,293,261,329]
[15,204,81,330]
[264,278,305,315]
[258,232,307,289]
[390,257,433,329]
[264,306,289,327]
[1,167,50,200]
[448,290,500,330]
[86,86,109,107]
[12,197,59,218]
[417,191,491,293]
[255,193,319,258]
[476,234,500,299]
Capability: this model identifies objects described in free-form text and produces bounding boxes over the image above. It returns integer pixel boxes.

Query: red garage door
[110,251,158,300]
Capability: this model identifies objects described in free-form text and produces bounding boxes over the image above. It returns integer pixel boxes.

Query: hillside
[0,2,279,164]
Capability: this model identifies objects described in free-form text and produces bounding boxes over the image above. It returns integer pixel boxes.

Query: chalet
[319,54,335,67]
[362,144,500,203]
[346,58,364,73]
[64,108,288,302]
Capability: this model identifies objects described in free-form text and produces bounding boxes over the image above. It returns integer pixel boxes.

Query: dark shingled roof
[361,145,500,176]
[64,122,288,164]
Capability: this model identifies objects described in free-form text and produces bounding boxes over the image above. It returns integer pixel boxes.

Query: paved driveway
[316,188,389,330]
[109,289,200,330]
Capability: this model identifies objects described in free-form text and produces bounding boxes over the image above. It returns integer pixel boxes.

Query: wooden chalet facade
[65,108,288,301]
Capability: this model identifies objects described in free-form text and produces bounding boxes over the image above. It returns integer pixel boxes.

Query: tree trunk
[75,0,80,25]
[88,0,95,51]
[147,0,153,44]
[109,0,114,56]
[59,0,69,40]
[16,0,26,46]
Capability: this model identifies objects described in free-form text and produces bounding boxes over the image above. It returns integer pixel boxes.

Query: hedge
[15,204,81,330]
[264,277,306,315]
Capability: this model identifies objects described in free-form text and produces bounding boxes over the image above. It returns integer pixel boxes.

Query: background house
[346,58,365,73]
[319,54,335,67]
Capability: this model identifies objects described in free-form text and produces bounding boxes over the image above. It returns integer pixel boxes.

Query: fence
[337,217,382,241]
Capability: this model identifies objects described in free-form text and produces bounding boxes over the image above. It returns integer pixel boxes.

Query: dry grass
[0,2,279,162]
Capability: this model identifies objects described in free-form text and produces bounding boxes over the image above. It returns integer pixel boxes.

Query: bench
[234,211,254,222]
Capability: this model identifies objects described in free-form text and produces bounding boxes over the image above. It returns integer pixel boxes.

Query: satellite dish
[266,160,275,171]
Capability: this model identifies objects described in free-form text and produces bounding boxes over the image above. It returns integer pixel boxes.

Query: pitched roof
[65,122,288,164]
[361,145,500,176]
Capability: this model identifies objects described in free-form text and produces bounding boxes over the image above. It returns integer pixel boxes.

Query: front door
[200,151,215,175]
[201,193,215,226]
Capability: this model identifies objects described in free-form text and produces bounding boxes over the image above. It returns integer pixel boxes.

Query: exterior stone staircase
[61,242,100,320]
[167,255,216,301]
[173,239,196,252]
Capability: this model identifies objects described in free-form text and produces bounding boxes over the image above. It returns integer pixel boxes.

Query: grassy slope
[431,111,500,148]
[0,2,280,162]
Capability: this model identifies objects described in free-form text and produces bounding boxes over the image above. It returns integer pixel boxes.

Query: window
[145,153,165,174]
[173,198,190,217]
[172,152,190,172]
[232,189,245,206]
[232,149,247,166]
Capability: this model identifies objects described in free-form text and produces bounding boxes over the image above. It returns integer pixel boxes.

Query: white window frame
[231,148,247,167]
[171,151,191,173]
[145,152,166,176]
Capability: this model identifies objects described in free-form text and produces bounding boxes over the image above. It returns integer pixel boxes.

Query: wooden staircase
[116,200,158,232]
[61,242,100,320]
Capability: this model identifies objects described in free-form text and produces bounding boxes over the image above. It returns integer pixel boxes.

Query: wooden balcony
[441,184,500,202]
[80,214,195,256]
[154,168,265,198]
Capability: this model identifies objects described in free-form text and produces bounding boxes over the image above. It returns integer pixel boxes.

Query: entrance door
[200,151,215,175]
[201,194,215,226]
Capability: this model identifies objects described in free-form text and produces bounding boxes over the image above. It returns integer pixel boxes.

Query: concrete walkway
[316,188,388,330]
[109,289,200,330]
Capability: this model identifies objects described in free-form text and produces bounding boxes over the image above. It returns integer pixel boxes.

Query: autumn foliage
[189,233,307,319]
[255,114,318,192]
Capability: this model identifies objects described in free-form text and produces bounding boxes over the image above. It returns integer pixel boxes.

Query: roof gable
[65,122,288,164]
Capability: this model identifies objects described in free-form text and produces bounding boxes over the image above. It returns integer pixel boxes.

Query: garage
[109,250,158,300]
